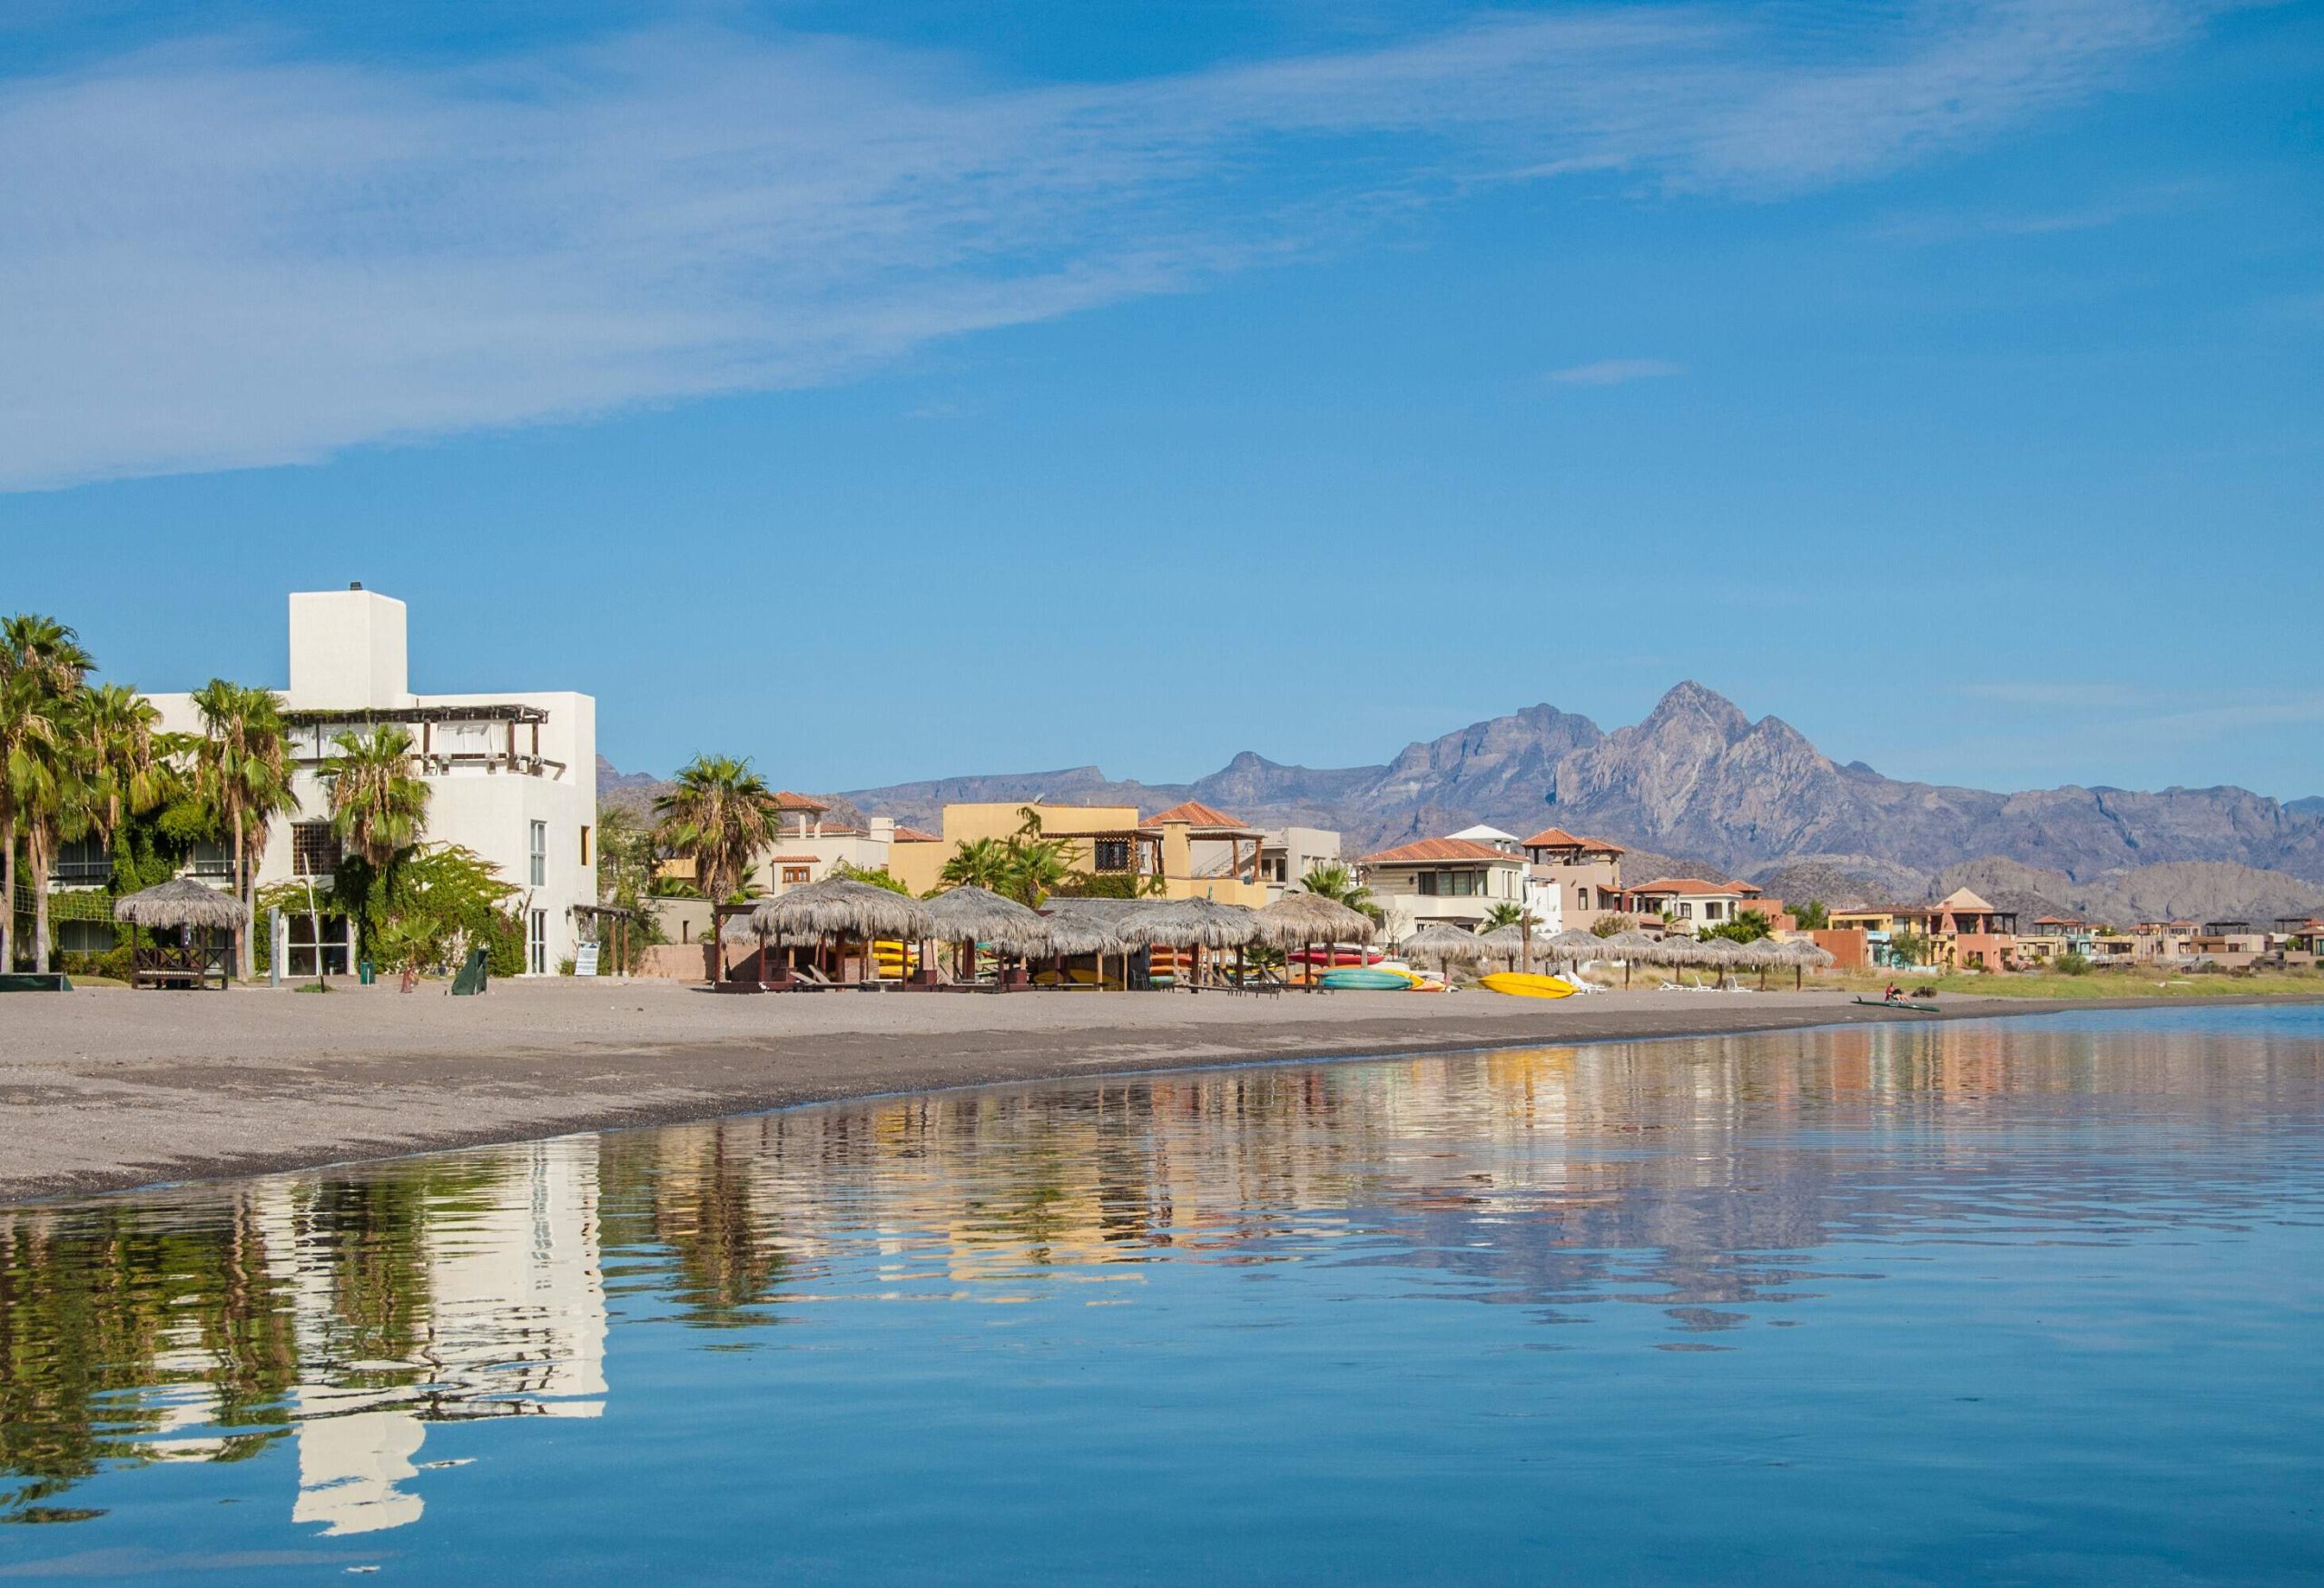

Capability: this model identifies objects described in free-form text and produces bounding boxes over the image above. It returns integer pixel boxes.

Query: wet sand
[3,979,2312,1201]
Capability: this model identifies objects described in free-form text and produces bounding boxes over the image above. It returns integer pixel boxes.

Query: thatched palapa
[1115,897,1263,950]
[113,878,243,932]
[728,879,931,944]
[921,886,1051,956]
[1402,922,1488,967]
[1256,892,1375,949]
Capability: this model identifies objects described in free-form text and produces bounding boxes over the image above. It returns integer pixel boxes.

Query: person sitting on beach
[1884,982,1902,1003]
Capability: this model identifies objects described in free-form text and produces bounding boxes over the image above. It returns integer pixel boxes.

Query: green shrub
[58,948,133,982]
[2056,952,2092,976]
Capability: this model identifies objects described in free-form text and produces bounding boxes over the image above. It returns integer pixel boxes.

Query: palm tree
[73,685,173,853]
[190,681,297,980]
[939,836,1011,892]
[653,755,778,908]
[321,726,430,954]
[0,669,53,970]
[1480,902,1541,933]
[2,615,93,971]
[999,833,1073,909]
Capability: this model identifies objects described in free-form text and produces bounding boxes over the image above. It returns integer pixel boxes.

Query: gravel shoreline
[5,981,2314,1202]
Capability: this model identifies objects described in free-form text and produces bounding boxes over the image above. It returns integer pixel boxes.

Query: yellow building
[887,800,1272,906]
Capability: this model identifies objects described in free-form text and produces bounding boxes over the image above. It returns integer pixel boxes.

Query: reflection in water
[2,1142,604,1534]
[3,1007,2321,1576]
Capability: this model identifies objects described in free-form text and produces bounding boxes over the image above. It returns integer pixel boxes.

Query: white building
[149,587,597,974]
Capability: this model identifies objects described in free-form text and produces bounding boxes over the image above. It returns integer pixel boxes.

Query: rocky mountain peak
[1639,681,1752,743]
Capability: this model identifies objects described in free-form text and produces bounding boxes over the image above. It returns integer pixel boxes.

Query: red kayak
[1287,947,1384,966]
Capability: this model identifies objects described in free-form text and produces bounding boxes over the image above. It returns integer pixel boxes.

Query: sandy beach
[2,979,2312,1202]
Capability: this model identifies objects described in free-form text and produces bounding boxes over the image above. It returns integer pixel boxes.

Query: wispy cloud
[1548,358,1685,387]
[0,1,2211,488]
[1874,179,2208,244]
[1959,680,2147,708]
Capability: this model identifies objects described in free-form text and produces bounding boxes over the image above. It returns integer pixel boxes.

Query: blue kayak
[1320,967,1415,991]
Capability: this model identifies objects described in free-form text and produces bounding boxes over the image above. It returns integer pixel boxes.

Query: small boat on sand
[1478,972,1577,1000]
[1854,996,1940,1013]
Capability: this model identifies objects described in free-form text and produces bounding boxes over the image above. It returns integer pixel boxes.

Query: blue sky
[3,0,2319,799]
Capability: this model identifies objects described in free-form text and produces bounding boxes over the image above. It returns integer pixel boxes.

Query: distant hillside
[595,758,864,830]
[842,682,2324,887]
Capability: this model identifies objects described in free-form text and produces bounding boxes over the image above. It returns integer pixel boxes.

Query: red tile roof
[1519,826,1626,853]
[1627,877,1748,897]
[774,791,831,812]
[891,825,941,843]
[1358,837,1521,865]
[1141,800,1252,830]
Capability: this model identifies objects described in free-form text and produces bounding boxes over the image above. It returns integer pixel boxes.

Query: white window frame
[529,820,547,886]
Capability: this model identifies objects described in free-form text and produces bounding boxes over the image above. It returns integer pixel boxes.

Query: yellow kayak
[1479,972,1577,1000]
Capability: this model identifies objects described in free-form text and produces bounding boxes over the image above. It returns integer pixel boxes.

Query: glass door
[527,909,547,975]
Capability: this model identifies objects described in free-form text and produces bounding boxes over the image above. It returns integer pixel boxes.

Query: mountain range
[600,682,2324,925]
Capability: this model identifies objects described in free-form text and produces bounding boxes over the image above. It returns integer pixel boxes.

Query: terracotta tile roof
[774,791,831,812]
[1728,880,1763,894]
[1628,877,1746,897]
[1519,826,1626,853]
[1358,837,1522,865]
[1141,800,1252,830]
[2034,915,2085,926]
[891,825,941,843]
[768,855,821,864]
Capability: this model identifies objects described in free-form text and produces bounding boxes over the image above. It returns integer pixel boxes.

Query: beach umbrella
[731,880,932,983]
[1479,924,1531,965]
[922,884,1051,982]
[1115,898,1264,949]
[112,877,245,932]
[1114,897,1264,990]
[1693,937,1745,987]
[1542,928,1602,970]
[1256,891,1376,990]
[1776,937,1835,989]
[1402,922,1489,974]
[1600,928,1667,989]
[1736,935,1787,987]
[923,885,1051,957]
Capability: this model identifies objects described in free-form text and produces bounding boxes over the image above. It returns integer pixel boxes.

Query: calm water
[4,1007,2322,1583]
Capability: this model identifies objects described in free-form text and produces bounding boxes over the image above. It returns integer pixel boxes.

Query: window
[1092,838,1133,873]
[55,837,112,885]
[1677,902,1694,919]
[1574,887,1590,911]
[290,824,340,878]
[527,908,547,975]
[783,865,812,884]
[579,825,592,867]
[529,821,547,885]
[1705,902,1724,921]
[192,839,237,879]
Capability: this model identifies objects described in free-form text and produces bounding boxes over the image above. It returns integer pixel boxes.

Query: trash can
[358,959,375,986]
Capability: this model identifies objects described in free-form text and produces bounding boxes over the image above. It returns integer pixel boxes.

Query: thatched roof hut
[1780,938,1836,968]
[1115,896,1263,950]
[1478,924,1530,955]
[922,886,1051,956]
[113,878,243,932]
[1600,929,1671,962]
[1402,922,1489,967]
[1256,892,1376,949]
[729,879,931,944]
[1543,928,1603,957]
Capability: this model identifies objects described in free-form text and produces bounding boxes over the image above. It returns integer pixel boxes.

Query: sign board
[574,941,600,978]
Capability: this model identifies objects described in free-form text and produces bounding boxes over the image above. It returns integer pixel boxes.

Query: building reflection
[4,1010,2315,1530]
[0,1137,606,1534]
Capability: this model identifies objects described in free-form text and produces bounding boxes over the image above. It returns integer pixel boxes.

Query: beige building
[888,800,1275,906]
[1518,826,1627,932]
[1258,826,1343,899]
[1355,837,1529,937]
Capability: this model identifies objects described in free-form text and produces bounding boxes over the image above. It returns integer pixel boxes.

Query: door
[527,909,548,976]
